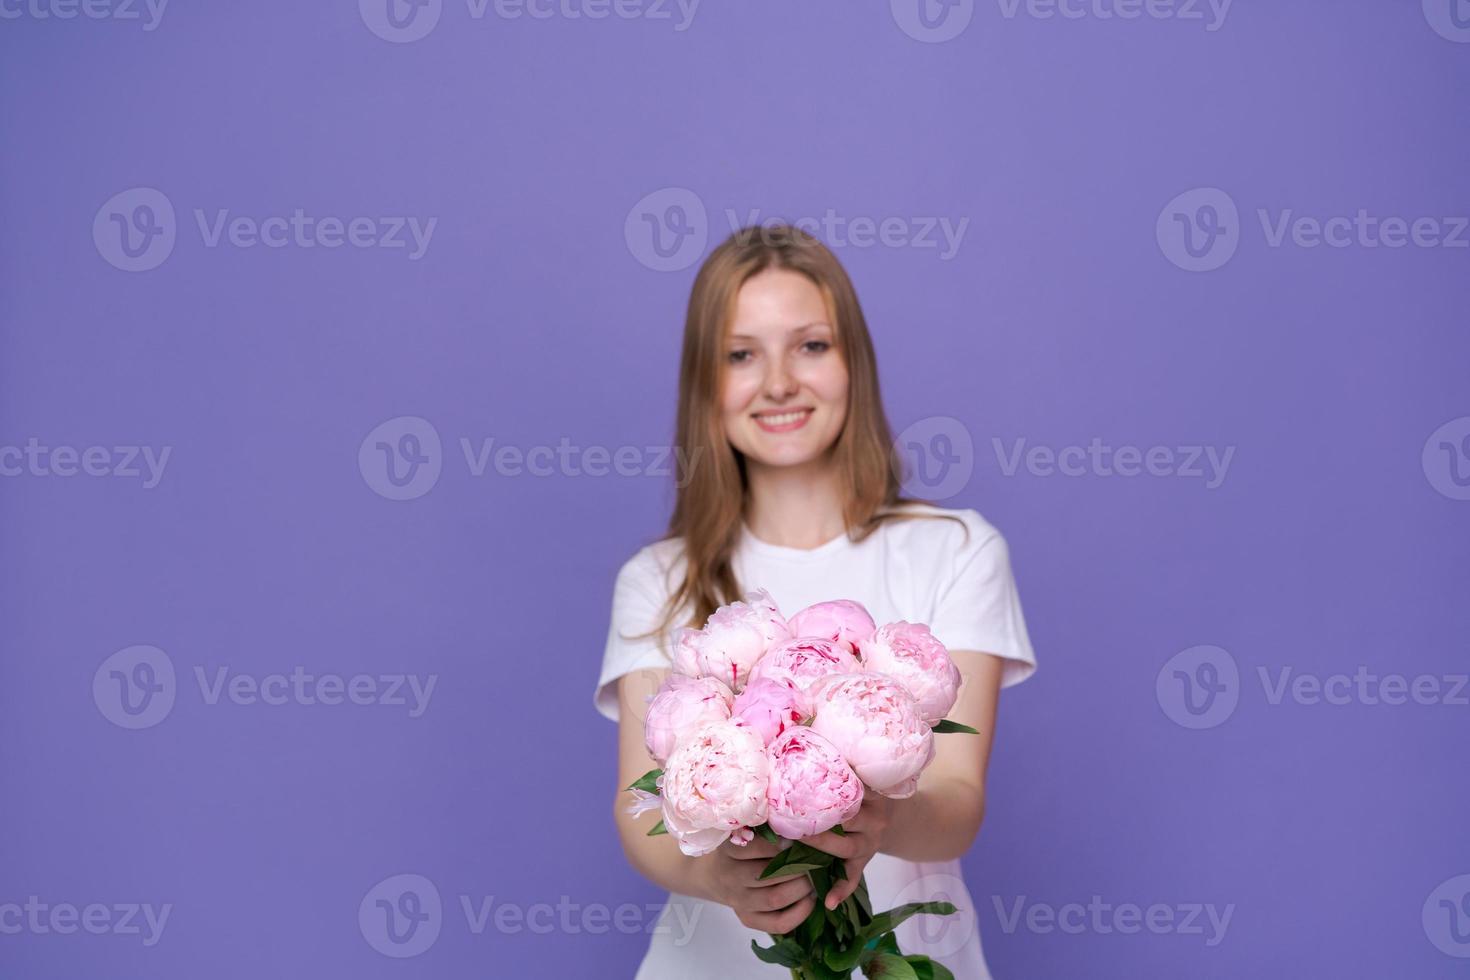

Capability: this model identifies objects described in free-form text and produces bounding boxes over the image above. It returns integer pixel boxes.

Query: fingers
[739,892,816,935]
[803,829,861,860]
[751,874,813,913]
[824,853,872,910]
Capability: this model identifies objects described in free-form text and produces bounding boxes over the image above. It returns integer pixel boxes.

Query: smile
[753,409,814,433]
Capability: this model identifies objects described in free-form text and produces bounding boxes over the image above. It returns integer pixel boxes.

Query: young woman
[593,225,1037,979]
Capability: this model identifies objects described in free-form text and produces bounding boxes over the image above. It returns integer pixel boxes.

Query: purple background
[3,1,1468,976]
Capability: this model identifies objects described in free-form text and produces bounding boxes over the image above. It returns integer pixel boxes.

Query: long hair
[636,223,965,645]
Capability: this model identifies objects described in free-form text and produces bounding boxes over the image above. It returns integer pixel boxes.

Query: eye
[726,349,753,365]
[802,340,831,354]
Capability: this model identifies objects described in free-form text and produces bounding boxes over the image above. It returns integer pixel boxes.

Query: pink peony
[730,677,807,747]
[765,727,864,839]
[747,637,860,702]
[673,588,791,693]
[809,672,935,800]
[644,674,734,765]
[787,599,877,656]
[659,720,770,856]
[858,621,963,726]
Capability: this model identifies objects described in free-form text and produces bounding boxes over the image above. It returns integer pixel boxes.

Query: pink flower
[809,672,934,799]
[644,674,734,765]
[765,727,864,839]
[747,637,860,702]
[787,599,877,656]
[859,622,962,725]
[673,588,792,693]
[730,677,807,747]
[659,721,770,856]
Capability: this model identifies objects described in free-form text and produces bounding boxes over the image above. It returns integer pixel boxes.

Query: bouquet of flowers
[624,588,979,980]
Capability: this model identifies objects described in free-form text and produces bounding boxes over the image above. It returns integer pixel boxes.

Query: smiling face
[719,267,850,470]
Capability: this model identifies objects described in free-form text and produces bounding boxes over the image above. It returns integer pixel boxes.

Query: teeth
[757,410,810,426]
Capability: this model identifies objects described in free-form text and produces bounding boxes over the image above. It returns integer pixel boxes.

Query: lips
[753,408,814,433]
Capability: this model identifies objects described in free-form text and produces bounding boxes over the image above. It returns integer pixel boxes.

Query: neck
[742,454,847,549]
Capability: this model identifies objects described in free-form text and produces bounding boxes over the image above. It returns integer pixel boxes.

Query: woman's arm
[611,667,715,900]
[801,650,1005,907]
[882,649,1003,861]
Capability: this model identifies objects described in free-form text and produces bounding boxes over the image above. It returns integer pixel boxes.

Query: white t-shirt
[593,503,1038,980]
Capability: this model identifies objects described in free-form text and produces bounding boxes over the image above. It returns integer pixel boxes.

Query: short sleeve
[927,511,1038,689]
[592,548,678,723]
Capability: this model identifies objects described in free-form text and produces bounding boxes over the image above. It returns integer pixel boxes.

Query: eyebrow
[726,322,833,342]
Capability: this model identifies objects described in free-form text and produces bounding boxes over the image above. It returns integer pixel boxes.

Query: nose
[763,356,799,401]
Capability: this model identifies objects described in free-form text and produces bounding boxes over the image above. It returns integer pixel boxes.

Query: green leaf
[860,902,956,943]
[756,823,780,845]
[862,952,920,979]
[749,936,804,968]
[854,876,873,921]
[824,935,867,973]
[830,823,848,836]
[645,819,667,837]
[758,841,835,880]
[626,768,663,793]
[905,955,954,980]
[931,719,979,735]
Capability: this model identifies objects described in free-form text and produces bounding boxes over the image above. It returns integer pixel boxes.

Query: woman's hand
[801,793,896,909]
[693,835,818,934]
